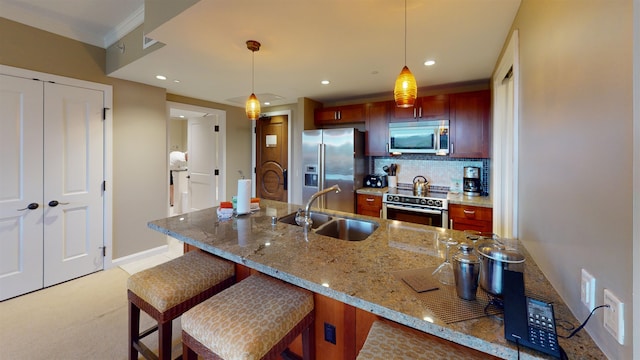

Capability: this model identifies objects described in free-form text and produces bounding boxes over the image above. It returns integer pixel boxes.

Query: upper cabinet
[314,89,491,159]
[449,90,491,158]
[314,104,365,125]
[389,94,450,122]
[364,101,390,156]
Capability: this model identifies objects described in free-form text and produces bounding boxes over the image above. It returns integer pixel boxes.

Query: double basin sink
[278,211,379,241]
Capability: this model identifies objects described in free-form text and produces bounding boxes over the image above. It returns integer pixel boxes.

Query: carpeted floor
[0,258,182,360]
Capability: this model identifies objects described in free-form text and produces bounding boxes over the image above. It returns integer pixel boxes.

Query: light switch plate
[603,289,624,345]
[580,269,596,310]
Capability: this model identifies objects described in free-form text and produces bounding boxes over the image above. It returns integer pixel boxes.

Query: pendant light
[394,0,417,108]
[245,40,261,120]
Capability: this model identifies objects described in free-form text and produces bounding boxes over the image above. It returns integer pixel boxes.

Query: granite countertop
[356,187,388,195]
[447,192,493,208]
[148,200,603,360]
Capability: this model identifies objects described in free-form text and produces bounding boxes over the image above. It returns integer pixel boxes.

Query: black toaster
[364,174,388,188]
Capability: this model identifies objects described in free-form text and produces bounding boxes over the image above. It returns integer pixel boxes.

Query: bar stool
[127,250,235,360]
[182,273,315,360]
[357,320,490,360]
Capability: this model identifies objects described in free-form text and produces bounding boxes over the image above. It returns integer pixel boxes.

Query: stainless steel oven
[382,189,448,228]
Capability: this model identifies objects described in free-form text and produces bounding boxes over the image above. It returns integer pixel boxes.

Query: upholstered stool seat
[182,273,315,360]
[127,250,235,360]
[357,320,489,360]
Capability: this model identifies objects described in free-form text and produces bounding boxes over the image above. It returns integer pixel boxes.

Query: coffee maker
[463,166,481,196]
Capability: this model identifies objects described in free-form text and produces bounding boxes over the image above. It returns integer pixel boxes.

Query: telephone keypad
[527,301,559,352]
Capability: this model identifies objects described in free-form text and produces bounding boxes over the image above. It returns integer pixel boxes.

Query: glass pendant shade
[246,93,261,120]
[394,65,417,108]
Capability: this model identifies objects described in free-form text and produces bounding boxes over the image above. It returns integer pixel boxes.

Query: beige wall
[169,119,187,152]
[111,79,168,257]
[504,1,634,358]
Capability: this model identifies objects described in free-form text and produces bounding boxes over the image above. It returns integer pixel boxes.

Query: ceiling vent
[143,35,158,49]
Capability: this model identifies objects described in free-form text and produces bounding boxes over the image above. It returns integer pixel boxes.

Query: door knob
[48,200,70,207]
[17,202,39,211]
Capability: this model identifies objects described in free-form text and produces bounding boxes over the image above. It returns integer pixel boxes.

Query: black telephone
[503,270,562,359]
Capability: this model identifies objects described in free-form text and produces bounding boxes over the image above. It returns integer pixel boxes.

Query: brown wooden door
[256,115,288,201]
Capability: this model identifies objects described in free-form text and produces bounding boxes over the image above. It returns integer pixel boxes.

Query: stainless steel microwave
[388,120,449,155]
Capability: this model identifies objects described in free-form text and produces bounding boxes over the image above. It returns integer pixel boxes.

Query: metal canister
[452,244,480,300]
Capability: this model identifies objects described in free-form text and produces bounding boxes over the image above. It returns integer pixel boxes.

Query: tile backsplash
[372,155,490,195]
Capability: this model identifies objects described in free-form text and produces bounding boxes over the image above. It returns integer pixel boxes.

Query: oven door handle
[385,204,443,215]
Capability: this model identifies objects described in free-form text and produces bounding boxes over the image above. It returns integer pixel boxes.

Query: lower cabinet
[356,193,382,218]
[449,204,493,232]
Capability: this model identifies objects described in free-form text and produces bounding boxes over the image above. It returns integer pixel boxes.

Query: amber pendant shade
[246,93,261,120]
[394,66,417,108]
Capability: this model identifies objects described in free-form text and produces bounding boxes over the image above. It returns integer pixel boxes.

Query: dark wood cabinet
[357,193,382,218]
[314,104,365,125]
[390,94,449,122]
[449,90,490,158]
[364,101,390,156]
[449,204,492,232]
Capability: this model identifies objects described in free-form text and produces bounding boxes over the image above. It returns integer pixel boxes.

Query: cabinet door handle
[17,202,39,211]
[463,209,476,215]
[450,219,454,229]
[450,142,454,154]
[48,200,70,207]
[413,108,417,118]
[418,107,422,118]
[366,198,375,202]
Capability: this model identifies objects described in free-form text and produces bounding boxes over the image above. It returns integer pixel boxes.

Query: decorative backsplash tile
[371,155,491,195]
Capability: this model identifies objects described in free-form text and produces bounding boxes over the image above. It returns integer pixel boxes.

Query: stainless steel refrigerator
[302,128,365,213]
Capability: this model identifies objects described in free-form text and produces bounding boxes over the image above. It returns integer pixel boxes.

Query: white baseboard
[108,245,169,269]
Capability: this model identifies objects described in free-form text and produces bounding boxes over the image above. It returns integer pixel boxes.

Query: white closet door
[0,75,44,301]
[43,82,104,286]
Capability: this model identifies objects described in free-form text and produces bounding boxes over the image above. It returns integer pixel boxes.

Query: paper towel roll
[236,179,252,215]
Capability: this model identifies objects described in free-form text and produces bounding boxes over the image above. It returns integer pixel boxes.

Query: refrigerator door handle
[319,143,326,208]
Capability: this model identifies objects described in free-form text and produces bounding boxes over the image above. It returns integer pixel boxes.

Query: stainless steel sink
[278,211,379,241]
[315,217,379,241]
[278,211,333,229]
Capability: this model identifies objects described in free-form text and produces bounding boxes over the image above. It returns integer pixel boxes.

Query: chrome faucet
[296,184,341,228]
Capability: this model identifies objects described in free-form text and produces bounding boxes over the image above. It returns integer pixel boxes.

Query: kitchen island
[148,199,604,360]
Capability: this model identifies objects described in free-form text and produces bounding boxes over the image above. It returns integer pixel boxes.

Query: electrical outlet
[580,269,595,310]
[324,322,336,345]
[603,289,624,345]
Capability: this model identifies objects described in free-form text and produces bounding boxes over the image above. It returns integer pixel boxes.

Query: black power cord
[558,304,610,339]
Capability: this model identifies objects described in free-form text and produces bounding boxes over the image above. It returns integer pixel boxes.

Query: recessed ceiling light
[179,115,185,118]
[264,101,271,106]
[424,60,436,66]
[173,79,180,83]
[156,75,167,80]
[321,80,330,85]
